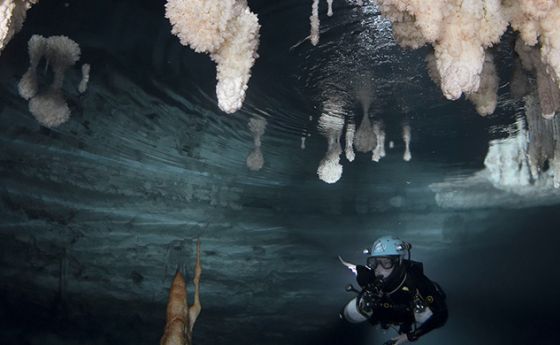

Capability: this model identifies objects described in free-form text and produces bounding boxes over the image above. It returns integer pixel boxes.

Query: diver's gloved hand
[356,265,376,287]
[357,289,379,316]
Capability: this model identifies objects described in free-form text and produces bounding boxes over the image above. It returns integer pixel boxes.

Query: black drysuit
[355,260,448,341]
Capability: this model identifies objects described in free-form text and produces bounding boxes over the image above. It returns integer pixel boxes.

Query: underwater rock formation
[0,0,39,55]
[161,240,202,345]
[165,0,260,114]
[18,34,81,128]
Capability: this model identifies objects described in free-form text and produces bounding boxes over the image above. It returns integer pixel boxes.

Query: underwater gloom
[1,1,560,344]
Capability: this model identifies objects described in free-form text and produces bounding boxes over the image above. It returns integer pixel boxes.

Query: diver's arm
[406,276,448,341]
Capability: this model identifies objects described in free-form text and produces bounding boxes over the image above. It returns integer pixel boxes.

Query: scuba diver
[339,236,448,345]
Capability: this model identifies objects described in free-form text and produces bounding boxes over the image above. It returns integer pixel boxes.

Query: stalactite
[327,0,334,17]
[78,63,90,94]
[345,121,356,162]
[376,0,516,106]
[310,0,320,46]
[246,117,267,171]
[371,121,385,162]
[317,101,344,183]
[18,35,46,100]
[402,123,412,161]
[165,0,260,113]
[317,131,343,183]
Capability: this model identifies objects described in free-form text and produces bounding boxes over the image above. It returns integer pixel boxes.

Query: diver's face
[367,256,396,269]
[376,257,394,269]
[375,260,394,278]
[367,256,396,278]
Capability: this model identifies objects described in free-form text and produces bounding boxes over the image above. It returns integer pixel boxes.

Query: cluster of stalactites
[316,100,415,183]
[352,80,408,164]
[377,0,560,117]
[0,0,40,55]
[485,94,560,189]
[246,116,267,171]
[309,0,365,46]
[17,35,85,128]
[165,0,261,114]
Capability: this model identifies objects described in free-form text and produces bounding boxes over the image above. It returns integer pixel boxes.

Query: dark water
[1,0,559,344]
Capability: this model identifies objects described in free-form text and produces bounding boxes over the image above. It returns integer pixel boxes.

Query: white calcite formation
[507,0,560,87]
[310,0,320,46]
[345,122,356,162]
[165,0,260,113]
[402,124,412,161]
[317,101,345,183]
[377,0,560,116]
[427,50,499,116]
[484,117,532,188]
[18,35,81,128]
[431,94,560,209]
[0,0,39,55]
[161,0,560,120]
[17,34,46,100]
[371,121,386,162]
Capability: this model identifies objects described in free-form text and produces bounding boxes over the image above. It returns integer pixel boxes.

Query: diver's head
[365,236,410,279]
